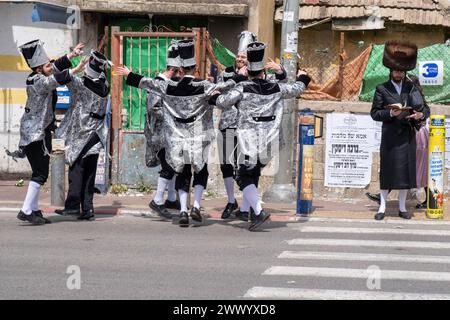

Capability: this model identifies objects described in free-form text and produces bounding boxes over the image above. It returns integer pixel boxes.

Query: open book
[384,103,412,111]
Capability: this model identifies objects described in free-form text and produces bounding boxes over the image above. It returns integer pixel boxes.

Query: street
[2,211,450,300]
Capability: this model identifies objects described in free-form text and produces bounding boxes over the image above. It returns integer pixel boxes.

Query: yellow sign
[427,115,445,219]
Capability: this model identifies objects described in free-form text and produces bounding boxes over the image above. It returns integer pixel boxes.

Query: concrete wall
[0,2,74,175]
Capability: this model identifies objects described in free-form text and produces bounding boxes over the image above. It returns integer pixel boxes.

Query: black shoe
[33,210,51,224]
[78,210,95,221]
[234,210,249,221]
[399,210,412,220]
[179,211,189,227]
[55,209,81,216]
[221,200,238,219]
[165,199,181,210]
[17,210,46,225]
[374,212,385,221]
[365,192,381,205]
[248,210,271,231]
[190,207,203,223]
[149,201,173,220]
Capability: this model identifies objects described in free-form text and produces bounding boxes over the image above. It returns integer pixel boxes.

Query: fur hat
[383,40,418,71]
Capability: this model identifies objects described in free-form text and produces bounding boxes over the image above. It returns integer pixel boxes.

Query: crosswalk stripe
[263,266,450,282]
[296,226,450,236]
[287,238,450,249]
[293,217,450,226]
[244,287,450,300]
[278,251,450,264]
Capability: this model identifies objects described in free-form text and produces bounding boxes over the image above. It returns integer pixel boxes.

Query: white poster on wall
[325,113,374,188]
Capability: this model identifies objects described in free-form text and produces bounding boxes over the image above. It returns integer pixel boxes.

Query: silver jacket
[144,73,168,167]
[19,56,72,148]
[216,77,306,165]
[131,74,236,173]
[56,76,109,166]
[217,67,287,131]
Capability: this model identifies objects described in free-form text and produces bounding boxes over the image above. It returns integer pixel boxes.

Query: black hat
[85,50,110,79]
[247,42,267,72]
[383,40,418,71]
[167,40,181,68]
[178,40,196,68]
[19,39,50,68]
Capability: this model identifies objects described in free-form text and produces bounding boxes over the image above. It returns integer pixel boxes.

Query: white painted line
[287,238,450,249]
[296,226,450,236]
[244,287,450,300]
[294,217,450,226]
[0,207,21,212]
[278,251,450,264]
[263,266,450,282]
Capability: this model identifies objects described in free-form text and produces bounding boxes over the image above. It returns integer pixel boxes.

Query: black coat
[370,79,430,190]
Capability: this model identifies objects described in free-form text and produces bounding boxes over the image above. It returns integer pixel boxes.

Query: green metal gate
[110,29,208,185]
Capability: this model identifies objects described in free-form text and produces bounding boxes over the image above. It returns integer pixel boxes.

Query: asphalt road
[2,212,450,300]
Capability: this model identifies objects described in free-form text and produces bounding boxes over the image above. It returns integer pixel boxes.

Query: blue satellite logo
[422,63,439,78]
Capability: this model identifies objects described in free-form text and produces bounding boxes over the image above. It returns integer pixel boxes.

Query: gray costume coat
[56,76,109,166]
[19,55,73,148]
[126,73,236,173]
[216,75,309,166]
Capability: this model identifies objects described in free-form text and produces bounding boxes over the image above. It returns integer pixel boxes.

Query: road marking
[278,251,450,264]
[287,238,450,249]
[244,287,450,300]
[293,217,450,226]
[296,226,450,236]
[263,266,450,282]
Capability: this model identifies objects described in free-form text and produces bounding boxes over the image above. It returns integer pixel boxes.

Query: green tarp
[212,38,236,68]
[360,44,450,104]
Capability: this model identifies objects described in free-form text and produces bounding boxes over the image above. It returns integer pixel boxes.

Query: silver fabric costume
[136,75,236,173]
[56,76,109,167]
[216,79,306,164]
[217,69,287,131]
[144,74,168,167]
[18,60,71,148]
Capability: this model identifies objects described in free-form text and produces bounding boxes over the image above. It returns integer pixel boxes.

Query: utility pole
[263,0,300,203]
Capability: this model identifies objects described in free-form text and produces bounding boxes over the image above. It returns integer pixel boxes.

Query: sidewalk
[1,180,448,222]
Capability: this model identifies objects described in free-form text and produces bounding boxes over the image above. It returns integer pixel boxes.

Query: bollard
[427,115,445,219]
[296,108,323,215]
[51,139,65,207]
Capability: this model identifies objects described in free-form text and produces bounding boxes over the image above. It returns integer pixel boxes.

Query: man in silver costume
[15,39,85,225]
[218,31,287,220]
[54,50,110,221]
[146,41,183,220]
[116,39,238,227]
[215,41,311,231]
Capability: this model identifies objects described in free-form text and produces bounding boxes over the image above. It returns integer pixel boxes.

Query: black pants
[157,148,176,180]
[65,134,100,211]
[235,160,266,191]
[175,164,209,193]
[219,128,237,179]
[24,130,52,185]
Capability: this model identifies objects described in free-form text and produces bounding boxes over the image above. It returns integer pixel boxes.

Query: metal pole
[51,151,65,207]
[263,0,300,203]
